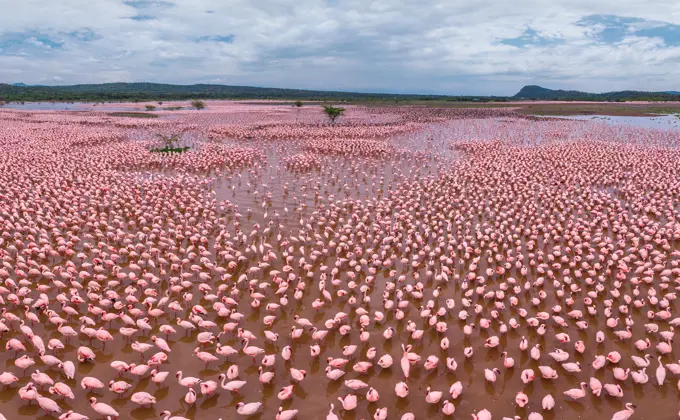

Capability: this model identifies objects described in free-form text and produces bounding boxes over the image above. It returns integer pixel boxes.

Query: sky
[1,1,680,95]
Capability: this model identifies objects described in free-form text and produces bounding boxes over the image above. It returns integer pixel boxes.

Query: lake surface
[3,102,680,132]
[547,114,680,130]
[1,105,679,420]
[0,102,141,112]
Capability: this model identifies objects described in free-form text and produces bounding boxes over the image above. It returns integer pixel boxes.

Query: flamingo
[37,394,62,415]
[276,406,299,420]
[218,373,247,393]
[160,411,191,420]
[564,382,588,400]
[611,403,636,420]
[89,397,119,419]
[130,391,156,407]
[236,402,262,416]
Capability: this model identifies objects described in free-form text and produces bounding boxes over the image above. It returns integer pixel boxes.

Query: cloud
[0,0,679,95]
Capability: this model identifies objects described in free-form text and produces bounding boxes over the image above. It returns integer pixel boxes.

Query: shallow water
[0,102,132,112]
[545,114,680,131]
[0,106,678,420]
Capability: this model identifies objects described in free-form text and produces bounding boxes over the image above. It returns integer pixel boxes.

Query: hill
[1,82,679,103]
[514,85,680,101]
[0,82,500,103]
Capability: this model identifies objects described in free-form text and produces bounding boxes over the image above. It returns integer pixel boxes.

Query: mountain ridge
[1,82,679,102]
[514,85,680,101]
[0,82,480,102]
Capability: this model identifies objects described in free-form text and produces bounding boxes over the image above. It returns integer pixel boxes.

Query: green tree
[294,100,303,108]
[191,100,206,110]
[322,105,345,124]
[145,105,156,111]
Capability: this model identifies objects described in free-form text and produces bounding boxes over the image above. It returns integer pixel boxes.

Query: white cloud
[0,0,679,94]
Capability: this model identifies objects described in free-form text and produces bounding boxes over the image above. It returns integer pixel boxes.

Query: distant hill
[514,85,680,101]
[1,82,678,103]
[0,82,500,103]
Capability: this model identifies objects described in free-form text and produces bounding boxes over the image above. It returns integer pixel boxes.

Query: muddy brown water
[0,121,676,420]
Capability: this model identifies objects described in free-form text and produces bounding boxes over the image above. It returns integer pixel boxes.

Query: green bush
[191,100,205,110]
[322,105,345,124]
[150,146,190,154]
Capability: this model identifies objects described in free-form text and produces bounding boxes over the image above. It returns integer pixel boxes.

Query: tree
[145,105,156,111]
[294,100,303,108]
[157,133,181,149]
[191,100,205,110]
[157,101,163,105]
[322,105,345,124]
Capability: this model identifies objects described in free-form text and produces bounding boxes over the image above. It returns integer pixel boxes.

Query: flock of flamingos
[0,101,678,419]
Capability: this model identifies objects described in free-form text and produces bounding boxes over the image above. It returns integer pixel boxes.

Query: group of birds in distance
[0,102,677,420]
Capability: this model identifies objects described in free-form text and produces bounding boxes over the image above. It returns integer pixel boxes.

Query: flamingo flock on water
[0,103,678,419]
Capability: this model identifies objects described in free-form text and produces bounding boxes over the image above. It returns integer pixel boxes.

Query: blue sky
[1,1,679,95]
